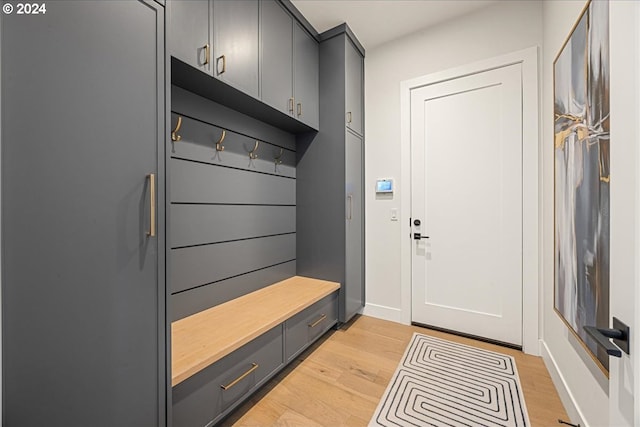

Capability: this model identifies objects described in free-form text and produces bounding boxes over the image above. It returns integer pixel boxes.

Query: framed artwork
[554,0,610,373]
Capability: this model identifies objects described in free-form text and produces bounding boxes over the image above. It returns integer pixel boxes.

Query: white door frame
[609,1,640,425]
[636,5,640,425]
[399,47,540,355]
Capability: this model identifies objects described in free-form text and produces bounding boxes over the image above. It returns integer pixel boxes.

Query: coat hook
[215,129,226,151]
[274,148,284,165]
[171,116,182,142]
[249,140,259,160]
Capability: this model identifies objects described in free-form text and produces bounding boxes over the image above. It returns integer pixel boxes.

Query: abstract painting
[554,0,610,372]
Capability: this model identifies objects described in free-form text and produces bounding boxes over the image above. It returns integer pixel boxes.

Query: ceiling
[291,0,499,50]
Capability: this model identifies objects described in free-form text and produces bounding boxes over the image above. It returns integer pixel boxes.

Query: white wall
[363,1,543,320]
[365,1,614,425]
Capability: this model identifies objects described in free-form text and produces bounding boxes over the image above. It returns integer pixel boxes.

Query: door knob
[414,233,428,240]
[583,317,630,357]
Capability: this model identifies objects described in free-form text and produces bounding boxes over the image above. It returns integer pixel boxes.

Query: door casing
[609,1,640,425]
[400,47,540,355]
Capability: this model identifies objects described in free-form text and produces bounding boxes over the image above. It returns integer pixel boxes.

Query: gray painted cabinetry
[261,0,294,115]
[297,25,365,324]
[345,130,365,320]
[261,0,319,129]
[169,0,261,98]
[172,293,338,427]
[169,0,319,131]
[173,326,284,427]
[346,39,364,136]
[169,0,212,75]
[166,5,359,427]
[285,293,338,361]
[213,0,260,97]
[293,22,320,129]
[1,1,166,426]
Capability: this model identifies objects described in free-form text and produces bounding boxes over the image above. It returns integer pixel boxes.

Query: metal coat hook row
[171,116,182,142]
[215,129,226,151]
[249,140,260,160]
[274,148,284,165]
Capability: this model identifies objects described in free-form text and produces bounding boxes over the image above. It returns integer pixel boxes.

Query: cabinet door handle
[308,314,327,328]
[220,363,259,390]
[203,43,210,66]
[347,194,353,220]
[147,174,156,237]
[217,55,226,75]
[346,111,352,124]
[297,102,302,117]
[289,97,294,113]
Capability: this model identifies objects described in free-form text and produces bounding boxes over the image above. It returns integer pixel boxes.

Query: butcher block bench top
[171,275,340,386]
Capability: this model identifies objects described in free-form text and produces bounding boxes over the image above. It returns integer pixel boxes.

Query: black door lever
[414,233,429,240]
[583,317,630,357]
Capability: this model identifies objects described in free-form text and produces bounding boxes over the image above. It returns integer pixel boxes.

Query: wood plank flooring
[223,315,568,426]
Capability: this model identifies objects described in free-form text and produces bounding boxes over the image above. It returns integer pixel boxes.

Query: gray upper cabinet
[345,38,364,136]
[169,0,212,75]
[261,0,294,115]
[1,1,165,426]
[293,22,320,129]
[168,0,319,133]
[261,0,319,130]
[213,0,260,98]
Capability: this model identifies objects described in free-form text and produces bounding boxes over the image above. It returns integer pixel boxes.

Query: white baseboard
[540,339,588,427]
[362,303,407,324]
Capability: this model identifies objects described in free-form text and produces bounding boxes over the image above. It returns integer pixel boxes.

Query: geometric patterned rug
[369,333,530,427]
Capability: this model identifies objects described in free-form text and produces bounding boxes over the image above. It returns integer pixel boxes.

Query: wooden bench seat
[171,275,340,386]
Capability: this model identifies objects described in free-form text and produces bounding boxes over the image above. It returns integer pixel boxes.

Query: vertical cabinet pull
[297,103,302,117]
[347,194,353,220]
[289,97,295,114]
[217,55,226,75]
[220,363,259,390]
[147,174,156,237]
[308,314,327,328]
[203,43,210,66]
[346,111,352,124]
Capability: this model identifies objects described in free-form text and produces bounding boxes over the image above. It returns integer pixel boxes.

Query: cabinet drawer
[285,292,338,362]
[172,326,283,427]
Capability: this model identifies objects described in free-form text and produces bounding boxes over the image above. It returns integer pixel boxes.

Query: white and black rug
[369,333,530,427]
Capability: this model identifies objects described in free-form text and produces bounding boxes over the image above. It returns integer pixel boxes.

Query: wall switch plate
[391,208,398,221]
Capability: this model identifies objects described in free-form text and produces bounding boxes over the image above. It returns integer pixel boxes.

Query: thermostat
[376,179,393,193]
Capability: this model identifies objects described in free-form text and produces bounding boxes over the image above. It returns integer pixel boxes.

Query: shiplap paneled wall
[170,86,297,320]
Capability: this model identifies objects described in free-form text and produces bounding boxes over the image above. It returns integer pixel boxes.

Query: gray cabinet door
[345,38,363,135]
[344,131,364,322]
[261,0,293,115]
[1,1,165,426]
[213,0,259,98]
[169,0,212,75]
[294,22,319,129]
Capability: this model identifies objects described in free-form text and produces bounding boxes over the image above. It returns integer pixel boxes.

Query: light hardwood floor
[224,315,568,426]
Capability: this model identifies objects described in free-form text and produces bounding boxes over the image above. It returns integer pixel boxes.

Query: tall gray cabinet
[1,1,166,426]
[297,25,365,324]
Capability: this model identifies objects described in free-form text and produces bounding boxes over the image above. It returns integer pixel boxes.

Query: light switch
[391,208,398,221]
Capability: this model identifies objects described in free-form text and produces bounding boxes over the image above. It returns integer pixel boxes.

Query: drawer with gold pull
[172,326,283,427]
[284,292,338,362]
